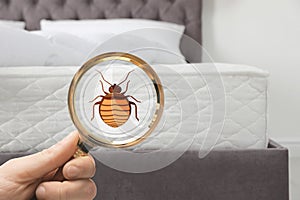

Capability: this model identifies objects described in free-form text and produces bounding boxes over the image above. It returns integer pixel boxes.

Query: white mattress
[0,63,269,153]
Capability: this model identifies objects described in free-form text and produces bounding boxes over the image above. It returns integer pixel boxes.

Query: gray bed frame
[0,140,289,200]
[0,0,288,200]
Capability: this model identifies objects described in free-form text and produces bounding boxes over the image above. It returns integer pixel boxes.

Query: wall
[202,0,300,155]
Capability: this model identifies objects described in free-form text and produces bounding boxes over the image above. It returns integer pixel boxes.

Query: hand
[0,131,97,200]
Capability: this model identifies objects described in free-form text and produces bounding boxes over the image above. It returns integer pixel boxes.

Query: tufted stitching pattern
[0,65,268,153]
[0,0,202,62]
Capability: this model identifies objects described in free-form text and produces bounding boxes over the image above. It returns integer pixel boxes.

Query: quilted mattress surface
[0,63,269,153]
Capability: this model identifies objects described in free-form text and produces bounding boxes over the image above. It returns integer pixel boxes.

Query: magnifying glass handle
[52,139,90,182]
[74,139,90,158]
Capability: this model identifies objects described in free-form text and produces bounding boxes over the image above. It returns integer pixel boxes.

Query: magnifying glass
[68,52,164,157]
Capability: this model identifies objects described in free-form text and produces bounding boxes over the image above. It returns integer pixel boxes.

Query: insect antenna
[121,80,130,94]
[96,70,112,86]
[118,70,134,86]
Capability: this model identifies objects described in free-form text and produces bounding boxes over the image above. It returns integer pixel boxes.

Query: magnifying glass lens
[68,52,164,154]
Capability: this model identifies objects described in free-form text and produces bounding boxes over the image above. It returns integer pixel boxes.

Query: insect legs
[129,101,139,121]
[90,96,103,121]
[127,95,141,103]
[89,95,104,103]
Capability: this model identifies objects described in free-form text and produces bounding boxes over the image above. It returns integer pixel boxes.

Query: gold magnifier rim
[68,52,164,148]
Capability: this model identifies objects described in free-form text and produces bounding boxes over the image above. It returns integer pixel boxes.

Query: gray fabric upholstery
[0,0,202,62]
[0,140,289,200]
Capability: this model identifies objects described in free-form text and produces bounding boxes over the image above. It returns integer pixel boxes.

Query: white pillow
[87,29,187,64]
[41,19,183,33]
[0,20,25,29]
[0,27,91,66]
[41,19,187,64]
[31,31,97,56]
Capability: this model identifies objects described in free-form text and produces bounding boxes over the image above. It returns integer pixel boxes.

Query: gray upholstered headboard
[0,0,202,62]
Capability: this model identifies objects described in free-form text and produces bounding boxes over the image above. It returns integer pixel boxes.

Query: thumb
[6,131,79,180]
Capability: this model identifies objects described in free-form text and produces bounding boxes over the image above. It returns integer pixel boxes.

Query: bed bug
[90,70,141,128]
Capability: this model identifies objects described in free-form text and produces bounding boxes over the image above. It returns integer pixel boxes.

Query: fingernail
[66,131,76,140]
[60,132,76,144]
[68,165,80,178]
[36,185,46,198]
[52,132,78,149]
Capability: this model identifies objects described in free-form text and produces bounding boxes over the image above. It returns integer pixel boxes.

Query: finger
[36,179,97,200]
[4,131,79,180]
[63,155,96,180]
